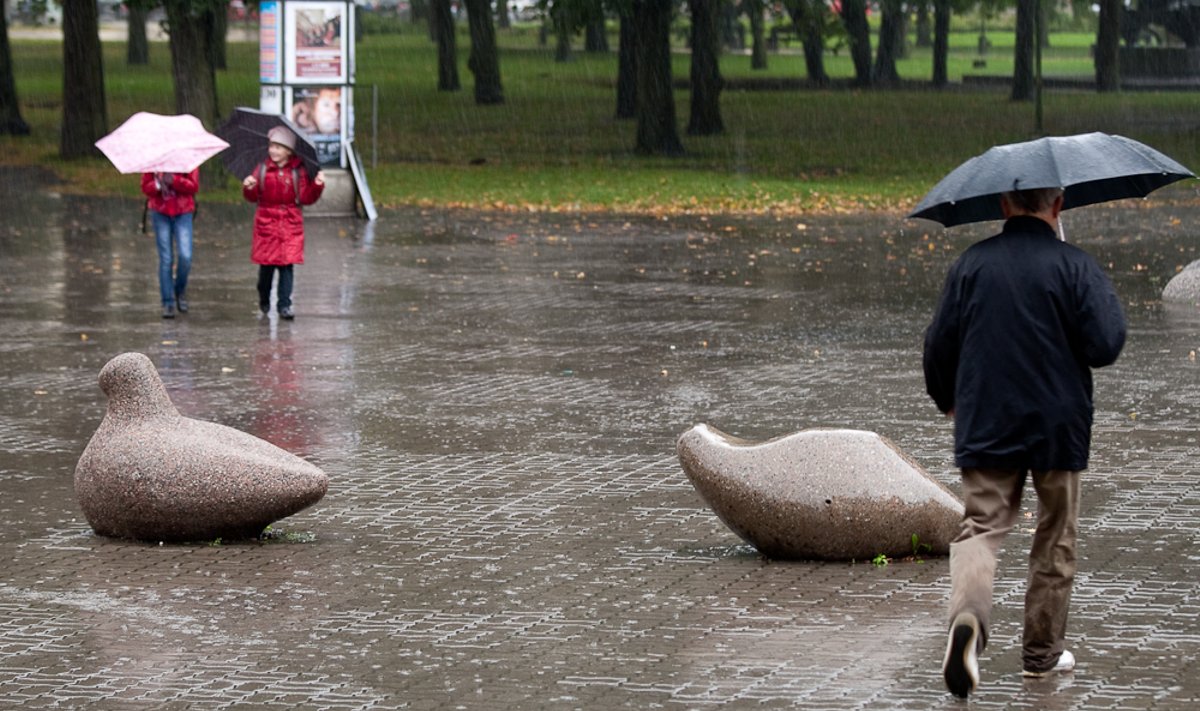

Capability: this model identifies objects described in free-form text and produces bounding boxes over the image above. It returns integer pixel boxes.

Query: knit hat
[267,126,297,151]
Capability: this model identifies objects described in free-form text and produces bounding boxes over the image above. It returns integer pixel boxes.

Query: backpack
[258,162,302,206]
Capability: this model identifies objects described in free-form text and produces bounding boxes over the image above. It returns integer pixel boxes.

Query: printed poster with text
[259,1,281,83]
[284,2,347,85]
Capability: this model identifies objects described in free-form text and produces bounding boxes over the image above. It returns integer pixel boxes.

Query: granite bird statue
[677,424,963,560]
[75,352,329,542]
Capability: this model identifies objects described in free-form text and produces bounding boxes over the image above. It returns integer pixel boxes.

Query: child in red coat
[242,126,325,320]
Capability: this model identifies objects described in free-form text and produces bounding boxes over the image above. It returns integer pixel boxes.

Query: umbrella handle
[141,200,148,234]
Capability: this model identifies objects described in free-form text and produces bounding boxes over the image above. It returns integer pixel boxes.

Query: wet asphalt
[2,165,1200,709]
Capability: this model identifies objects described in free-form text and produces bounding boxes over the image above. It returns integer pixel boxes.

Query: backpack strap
[257,162,303,207]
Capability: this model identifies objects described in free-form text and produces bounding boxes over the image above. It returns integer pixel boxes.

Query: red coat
[141,170,199,216]
[242,157,324,265]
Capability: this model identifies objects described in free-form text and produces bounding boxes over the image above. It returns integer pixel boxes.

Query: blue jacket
[923,216,1127,471]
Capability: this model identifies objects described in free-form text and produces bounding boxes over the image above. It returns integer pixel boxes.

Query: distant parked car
[15,0,63,25]
[97,0,126,20]
[508,0,541,21]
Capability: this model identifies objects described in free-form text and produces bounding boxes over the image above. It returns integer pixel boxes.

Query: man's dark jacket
[923,215,1127,471]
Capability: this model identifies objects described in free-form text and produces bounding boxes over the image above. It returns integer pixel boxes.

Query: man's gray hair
[1001,187,1064,214]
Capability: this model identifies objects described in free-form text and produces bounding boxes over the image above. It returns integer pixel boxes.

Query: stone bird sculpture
[677,424,963,561]
[75,352,329,542]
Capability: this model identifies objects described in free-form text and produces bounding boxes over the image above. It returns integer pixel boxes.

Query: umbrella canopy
[94,112,229,174]
[908,132,1196,227]
[216,107,321,179]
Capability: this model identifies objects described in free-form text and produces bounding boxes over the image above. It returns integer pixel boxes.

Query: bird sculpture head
[97,352,179,422]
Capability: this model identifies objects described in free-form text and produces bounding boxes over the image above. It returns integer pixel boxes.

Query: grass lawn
[3,24,1198,215]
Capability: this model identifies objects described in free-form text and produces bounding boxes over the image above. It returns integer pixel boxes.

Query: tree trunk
[839,0,872,87]
[208,6,227,71]
[915,0,931,47]
[497,0,511,30]
[872,0,903,85]
[465,0,505,104]
[746,0,767,70]
[61,0,107,158]
[0,8,30,135]
[932,0,950,87]
[634,0,683,155]
[553,5,572,61]
[1095,0,1120,91]
[616,8,637,118]
[687,0,724,135]
[127,4,150,65]
[1012,0,1035,100]
[433,0,461,91]
[788,0,828,86]
[585,17,609,52]
[163,0,219,126]
[719,1,742,50]
[1038,0,1050,48]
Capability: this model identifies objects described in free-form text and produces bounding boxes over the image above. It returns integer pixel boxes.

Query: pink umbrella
[95,112,230,174]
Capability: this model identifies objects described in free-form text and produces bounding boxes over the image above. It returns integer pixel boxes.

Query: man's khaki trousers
[947,468,1081,673]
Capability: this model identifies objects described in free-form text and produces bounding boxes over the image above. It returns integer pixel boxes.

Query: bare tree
[1012,0,1035,100]
[616,2,637,118]
[127,0,152,65]
[465,0,505,103]
[61,0,108,158]
[932,0,951,87]
[839,0,872,87]
[743,0,767,70]
[784,0,830,86]
[1095,0,1120,91]
[434,0,461,90]
[873,0,904,84]
[634,0,683,155]
[0,6,31,135]
[163,0,220,125]
[687,0,724,135]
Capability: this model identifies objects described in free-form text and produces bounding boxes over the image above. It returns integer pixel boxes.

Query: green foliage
[872,553,890,566]
[910,533,933,562]
[358,9,411,35]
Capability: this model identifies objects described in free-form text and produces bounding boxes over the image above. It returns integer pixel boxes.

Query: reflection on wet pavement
[2,167,1200,708]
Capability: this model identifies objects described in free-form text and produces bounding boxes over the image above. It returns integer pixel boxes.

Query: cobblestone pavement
[2,167,1200,709]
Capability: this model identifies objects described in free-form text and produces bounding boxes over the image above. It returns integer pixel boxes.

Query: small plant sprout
[911,533,933,561]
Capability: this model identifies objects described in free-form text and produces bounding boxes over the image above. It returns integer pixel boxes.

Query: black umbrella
[908,132,1195,227]
[216,106,321,179]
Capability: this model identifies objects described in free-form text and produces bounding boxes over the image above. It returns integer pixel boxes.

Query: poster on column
[259,1,281,83]
[288,86,345,168]
[284,2,347,84]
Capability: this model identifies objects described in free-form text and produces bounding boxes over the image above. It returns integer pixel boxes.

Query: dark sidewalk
[2,167,1199,709]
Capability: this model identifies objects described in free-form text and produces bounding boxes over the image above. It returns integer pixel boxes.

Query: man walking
[923,187,1126,698]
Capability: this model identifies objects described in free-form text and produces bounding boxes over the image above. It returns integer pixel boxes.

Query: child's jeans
[151,211,193,306]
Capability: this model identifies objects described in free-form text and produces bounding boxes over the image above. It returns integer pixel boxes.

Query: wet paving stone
[2,168,1200,708]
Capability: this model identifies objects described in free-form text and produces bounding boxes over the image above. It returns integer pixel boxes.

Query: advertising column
[259,1,354,171]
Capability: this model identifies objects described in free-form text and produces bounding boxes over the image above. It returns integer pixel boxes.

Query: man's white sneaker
[943,613,980,698]
[1023,649,1075,678]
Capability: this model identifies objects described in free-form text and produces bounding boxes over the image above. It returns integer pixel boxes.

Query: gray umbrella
[908,132,1195,227]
